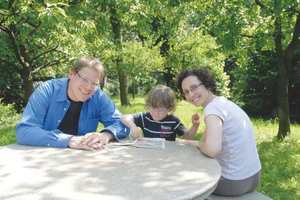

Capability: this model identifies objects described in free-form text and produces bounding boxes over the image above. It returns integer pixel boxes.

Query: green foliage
[101,40,164,75]
[0,56,23,110]
[231,51,278,117]
[189,1,250,52]
[0,0,228,107]
[189,0,300,138]
[99,41,165,96]
[0,100,19,129]
[122,41,165,95]
[169,28,230,97]
[122,41,164,73]
[0,0,77,106]
[189,0,299,53]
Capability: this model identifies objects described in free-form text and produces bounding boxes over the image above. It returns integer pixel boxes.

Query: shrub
[0,100,19,129]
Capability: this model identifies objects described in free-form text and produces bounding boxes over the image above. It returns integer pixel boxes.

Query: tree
[76,0,169,105]
[139,0,191,87]
[108,1,130,105]
[121,41,164,97]
[245,0,300,139]
[169,27,229,96]
[190,0,300,139]
[77,0,140,106]
[0,1,70,106]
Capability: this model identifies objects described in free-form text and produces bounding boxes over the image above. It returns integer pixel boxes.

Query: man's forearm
[102,121,130,141]
[16,125,71,148]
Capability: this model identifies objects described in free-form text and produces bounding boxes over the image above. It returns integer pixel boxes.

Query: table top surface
[0,141,221,200]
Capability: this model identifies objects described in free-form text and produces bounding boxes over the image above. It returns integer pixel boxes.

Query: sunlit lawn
[1,97,299,200]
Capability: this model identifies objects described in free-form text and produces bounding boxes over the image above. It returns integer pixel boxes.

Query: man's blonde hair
[72,57,105,80]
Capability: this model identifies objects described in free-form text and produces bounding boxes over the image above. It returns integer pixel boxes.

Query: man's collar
[56,78,69,102]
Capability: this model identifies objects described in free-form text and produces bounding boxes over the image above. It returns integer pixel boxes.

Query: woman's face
[181,75,211,107]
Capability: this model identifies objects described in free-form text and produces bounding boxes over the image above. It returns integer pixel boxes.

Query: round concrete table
[0,141,221,200]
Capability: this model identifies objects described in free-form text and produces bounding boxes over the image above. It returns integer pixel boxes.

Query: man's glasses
[182,83,203,96]
[76,72,100,88]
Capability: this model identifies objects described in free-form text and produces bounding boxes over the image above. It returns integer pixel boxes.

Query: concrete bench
[207,191,272,200]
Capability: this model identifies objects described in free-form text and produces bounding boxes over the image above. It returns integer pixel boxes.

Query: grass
[0,126,16,146]
[1,97,299,200]
[253,118,300,200]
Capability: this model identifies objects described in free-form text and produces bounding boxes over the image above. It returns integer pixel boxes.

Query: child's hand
[130,126,144,139]
[192,113,200,127]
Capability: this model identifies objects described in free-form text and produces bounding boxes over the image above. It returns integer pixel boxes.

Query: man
[16,57,129,150]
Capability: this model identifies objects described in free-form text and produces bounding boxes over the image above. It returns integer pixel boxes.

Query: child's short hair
[145,85,176,112]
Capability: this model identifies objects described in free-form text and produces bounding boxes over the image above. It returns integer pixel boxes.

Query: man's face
[68,67,101,102]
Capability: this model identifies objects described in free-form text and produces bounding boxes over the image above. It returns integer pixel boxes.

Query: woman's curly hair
[176,68,217,98]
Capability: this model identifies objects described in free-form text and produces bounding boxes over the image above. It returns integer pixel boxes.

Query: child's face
[149,107,169,121]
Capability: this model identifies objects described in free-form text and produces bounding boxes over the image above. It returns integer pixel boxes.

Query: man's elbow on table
[16,126,39,146]
[16,125,27,145]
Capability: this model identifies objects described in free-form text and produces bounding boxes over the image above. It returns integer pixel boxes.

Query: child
[121,85,200,141]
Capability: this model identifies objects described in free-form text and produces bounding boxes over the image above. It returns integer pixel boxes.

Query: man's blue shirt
[16,78,129,148]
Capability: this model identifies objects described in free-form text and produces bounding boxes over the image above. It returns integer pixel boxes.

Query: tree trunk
[160,34,173,86]
[151,18,173,86]
[131,57,136,99]
[19,45,34,105]
[131,81,136,99]
[276,58,290,140]
[6,25,34,105]
[118,65,129,105]
[109,4,129,106]
[280,13,300,137]
[22,70,33,105]
[274,0,290,139]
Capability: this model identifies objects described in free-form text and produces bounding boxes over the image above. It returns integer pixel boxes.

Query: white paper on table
[109,138,166,149]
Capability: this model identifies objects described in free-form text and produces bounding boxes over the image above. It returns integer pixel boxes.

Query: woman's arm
[198,115,223,158]
[183,113,200,139]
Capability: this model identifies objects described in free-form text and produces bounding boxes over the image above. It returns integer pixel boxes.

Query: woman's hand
[192,113,200,127]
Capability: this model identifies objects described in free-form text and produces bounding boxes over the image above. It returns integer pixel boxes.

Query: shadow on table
[1,143,220,200]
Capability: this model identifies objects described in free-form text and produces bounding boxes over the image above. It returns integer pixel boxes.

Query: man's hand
[68,136,94,150]
[80,132,113,150]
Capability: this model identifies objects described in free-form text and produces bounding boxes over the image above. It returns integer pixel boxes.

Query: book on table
[109,138,166,149]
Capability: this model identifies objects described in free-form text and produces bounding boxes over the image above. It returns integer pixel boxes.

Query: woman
[177,68,261,196]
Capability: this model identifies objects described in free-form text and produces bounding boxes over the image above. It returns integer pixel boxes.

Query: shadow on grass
[258,138,300,200]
